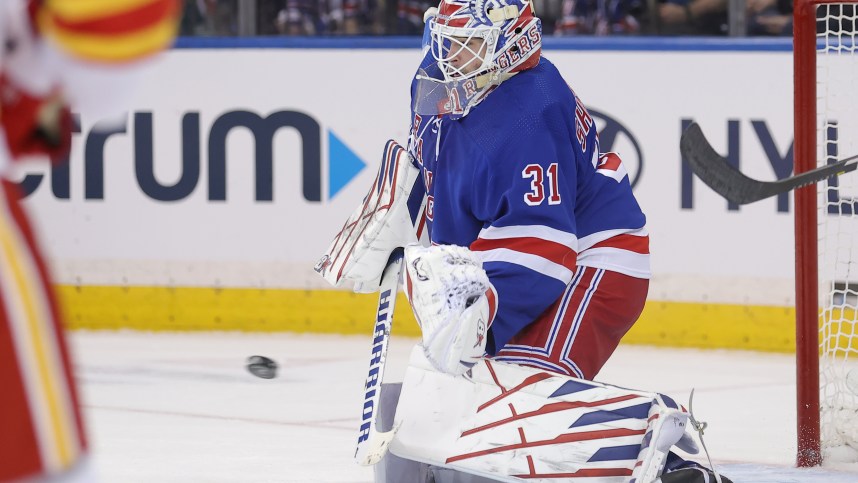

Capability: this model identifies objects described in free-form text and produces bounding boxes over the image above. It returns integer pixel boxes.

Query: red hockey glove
[0,74,72,163]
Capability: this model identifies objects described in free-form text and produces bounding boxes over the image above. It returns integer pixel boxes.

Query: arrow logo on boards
[328,130,366,199]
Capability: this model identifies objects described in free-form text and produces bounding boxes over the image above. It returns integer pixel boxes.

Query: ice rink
[72,331,858,483]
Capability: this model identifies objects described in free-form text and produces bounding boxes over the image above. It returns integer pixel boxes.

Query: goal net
[795,0,858,467]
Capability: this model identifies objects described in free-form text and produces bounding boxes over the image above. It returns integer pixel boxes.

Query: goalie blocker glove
[314,140,427,293]
[403,244,498,375]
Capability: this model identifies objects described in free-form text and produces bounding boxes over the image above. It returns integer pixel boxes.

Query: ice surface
[71,331,858,482]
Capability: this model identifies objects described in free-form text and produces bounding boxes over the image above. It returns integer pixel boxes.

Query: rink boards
[14,37,852,353]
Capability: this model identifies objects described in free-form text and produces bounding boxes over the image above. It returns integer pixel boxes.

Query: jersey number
[522,163,561,206]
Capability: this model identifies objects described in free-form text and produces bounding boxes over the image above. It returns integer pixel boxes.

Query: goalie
[316,1,732,482]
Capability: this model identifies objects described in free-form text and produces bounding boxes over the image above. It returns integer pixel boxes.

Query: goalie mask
[413,0,542,119]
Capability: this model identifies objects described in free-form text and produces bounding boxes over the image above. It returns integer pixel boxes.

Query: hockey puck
[246,355,278,379]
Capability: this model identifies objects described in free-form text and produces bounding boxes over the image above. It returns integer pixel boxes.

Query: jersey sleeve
[467,110,596,355]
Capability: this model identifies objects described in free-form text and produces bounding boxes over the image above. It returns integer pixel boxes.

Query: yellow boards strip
[57,285,421,335]
[58,285,846,355]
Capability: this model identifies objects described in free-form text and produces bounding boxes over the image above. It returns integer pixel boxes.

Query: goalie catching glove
[403,244,497,375]
[314,140,426,293]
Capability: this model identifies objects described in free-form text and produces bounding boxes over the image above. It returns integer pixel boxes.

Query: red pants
[494,266,648,380]
[0,180,88,481]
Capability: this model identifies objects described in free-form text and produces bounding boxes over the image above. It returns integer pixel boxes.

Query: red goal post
[794,0,858,468]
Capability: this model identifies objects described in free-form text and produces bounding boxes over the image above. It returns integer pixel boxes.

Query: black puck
[246,355,278,379]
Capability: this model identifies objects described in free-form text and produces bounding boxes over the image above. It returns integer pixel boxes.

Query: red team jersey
[0,180,88,481]
[409,56,650,379]
[0,0,179,480]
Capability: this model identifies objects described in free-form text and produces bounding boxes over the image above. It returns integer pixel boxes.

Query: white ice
[72,331,858,483]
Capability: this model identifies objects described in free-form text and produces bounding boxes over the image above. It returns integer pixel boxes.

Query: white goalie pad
[315,140,428,292]
[389,346,698,483]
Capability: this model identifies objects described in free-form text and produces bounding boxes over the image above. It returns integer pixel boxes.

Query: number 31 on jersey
[522,163,561,206]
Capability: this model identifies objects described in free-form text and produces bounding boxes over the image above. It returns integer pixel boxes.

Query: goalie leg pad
[374,383,432,483]
[374,383,501,483]
[403,244,497,375]
[390,345,696,482]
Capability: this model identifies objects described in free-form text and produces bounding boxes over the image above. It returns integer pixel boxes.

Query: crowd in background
[180,0,839,37]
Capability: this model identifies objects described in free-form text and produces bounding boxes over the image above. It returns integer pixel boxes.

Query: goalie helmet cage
[794,0,858,468]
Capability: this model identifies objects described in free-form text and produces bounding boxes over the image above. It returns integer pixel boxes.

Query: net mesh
[816,2,858,462]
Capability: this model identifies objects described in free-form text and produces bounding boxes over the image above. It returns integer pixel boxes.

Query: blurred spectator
[258,0,284,34]
[747,0,792,35]
[181,0,237,35]
[275,0,319,34]
[178,0,838,37]
[340,0,382,33]
[275,0,381,35]
[534,0,563,35]
[396,1,434,34]
[207,0,238,35]
[658,0,727,35]
[554,0,645,35]
[181,0,206,35]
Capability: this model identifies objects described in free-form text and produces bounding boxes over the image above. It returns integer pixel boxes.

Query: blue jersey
[407,57,649,355]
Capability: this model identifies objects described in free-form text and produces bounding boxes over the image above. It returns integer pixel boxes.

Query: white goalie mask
[413,0,543,119]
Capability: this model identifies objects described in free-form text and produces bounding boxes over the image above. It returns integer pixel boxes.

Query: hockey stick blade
[680,122,858,205]
[354,248,404,466]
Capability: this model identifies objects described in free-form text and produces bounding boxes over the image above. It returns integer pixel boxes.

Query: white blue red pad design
[389,346,696,482]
